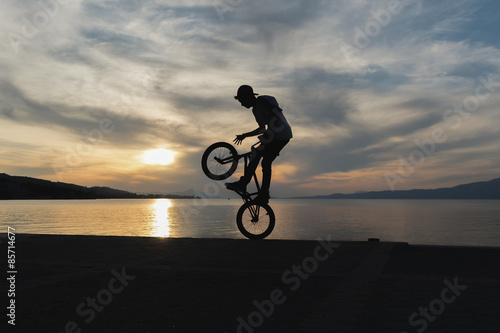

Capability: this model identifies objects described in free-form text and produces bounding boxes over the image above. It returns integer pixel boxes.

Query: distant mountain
[172,188,221,199]
[0,173,197,200]
[292,178,500,200]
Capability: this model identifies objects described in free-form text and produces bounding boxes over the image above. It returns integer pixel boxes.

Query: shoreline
[3,231,500,248]
[3,232,500,249]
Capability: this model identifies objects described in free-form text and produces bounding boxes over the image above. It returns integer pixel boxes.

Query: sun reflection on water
[151,199,172,237]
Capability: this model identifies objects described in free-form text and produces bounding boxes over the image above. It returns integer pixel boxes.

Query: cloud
[447,61,499,79]
[285,67,355,125]
[0,80,201,151]
[1,0,500,196]
[354,64,411,92]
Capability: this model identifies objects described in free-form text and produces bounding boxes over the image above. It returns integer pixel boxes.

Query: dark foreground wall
[3,234,500,332]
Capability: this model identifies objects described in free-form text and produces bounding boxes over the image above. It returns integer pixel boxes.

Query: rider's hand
[233,134,246,145]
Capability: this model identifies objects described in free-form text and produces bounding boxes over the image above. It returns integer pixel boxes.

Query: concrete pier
[4,234,500,332]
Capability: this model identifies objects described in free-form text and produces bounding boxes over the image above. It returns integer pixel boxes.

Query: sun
[142,149,176,165]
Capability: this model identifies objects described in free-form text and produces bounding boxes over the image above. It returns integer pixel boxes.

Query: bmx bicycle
[201,140,275,239]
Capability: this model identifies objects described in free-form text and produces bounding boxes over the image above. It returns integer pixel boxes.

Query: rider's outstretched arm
[234,126,266,145]
[244,126,266,138]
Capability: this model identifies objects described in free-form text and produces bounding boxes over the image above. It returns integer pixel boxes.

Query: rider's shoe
[253,192,270,204]
[225,178,247,193]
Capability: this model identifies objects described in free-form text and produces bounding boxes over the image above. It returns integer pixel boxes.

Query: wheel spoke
[238,204,274,238]
[201,142,239,180]
[206,147,235,177]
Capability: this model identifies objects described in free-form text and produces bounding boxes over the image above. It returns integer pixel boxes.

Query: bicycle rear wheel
[236,202,275,239]
[201,142,239,180]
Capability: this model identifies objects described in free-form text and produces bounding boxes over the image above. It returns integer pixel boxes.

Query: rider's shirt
[252,95,293,141]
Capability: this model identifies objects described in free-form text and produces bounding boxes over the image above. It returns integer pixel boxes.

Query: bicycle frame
[203,140,275,238]
[235,144,266,224]
[215,142,262,202]
[239,148,261,202]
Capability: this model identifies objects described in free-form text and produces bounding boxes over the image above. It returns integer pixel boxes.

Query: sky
[1,0,499,197]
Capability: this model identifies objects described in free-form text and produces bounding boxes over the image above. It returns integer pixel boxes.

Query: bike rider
[225,85,292,203]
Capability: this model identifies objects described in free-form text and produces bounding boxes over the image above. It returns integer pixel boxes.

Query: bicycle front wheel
[201,142,239,180]
[236,202,275,240]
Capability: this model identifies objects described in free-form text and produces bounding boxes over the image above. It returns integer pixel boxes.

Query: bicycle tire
[236,202,275,239]
[201,142,239,180]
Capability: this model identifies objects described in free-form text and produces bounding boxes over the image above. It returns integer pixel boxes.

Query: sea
[1,198,500,247]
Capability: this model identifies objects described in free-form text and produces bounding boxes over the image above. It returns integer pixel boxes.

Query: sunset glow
[142,149,176,166]
[2,1,500,197]
[151,199,172,237]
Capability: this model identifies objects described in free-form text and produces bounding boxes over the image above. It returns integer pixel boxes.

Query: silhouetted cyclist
[225,85,292,203]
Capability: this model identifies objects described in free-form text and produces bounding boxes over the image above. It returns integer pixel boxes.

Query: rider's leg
[243,151,262,184]
[226,150,262,191]
[260,156,274,196]
[258,139,289,201]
